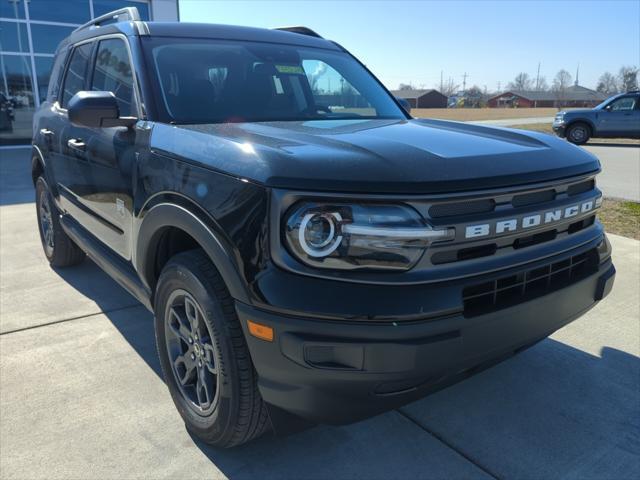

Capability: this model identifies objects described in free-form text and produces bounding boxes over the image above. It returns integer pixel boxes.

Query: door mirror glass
[396,97,412,114]
[68,91,136,128]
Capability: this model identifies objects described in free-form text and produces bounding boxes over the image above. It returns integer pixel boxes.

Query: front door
[597,96,638,136]
[56,37,139,259]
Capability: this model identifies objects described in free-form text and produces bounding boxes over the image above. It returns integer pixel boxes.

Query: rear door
[50,41,95,218]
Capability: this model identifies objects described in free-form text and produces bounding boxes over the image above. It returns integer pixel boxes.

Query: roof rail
[274,26,323,38]
[73,7,141,33]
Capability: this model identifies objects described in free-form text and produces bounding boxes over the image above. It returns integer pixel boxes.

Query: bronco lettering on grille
[464,197,601,239]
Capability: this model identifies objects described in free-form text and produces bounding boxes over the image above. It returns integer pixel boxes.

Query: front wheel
[154,250,270,448]
[566,123,591,145]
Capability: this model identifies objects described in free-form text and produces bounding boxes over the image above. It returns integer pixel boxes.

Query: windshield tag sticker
[276,65,305,75]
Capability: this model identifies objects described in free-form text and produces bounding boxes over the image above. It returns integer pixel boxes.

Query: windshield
[142,38,406,124]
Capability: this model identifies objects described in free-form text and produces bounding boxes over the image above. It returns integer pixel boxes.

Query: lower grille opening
[462,249,599,317]
[432,243,497,265]
[568,215,595,234]
[514,229,557,249]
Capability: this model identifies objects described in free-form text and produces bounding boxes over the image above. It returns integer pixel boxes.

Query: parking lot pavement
[1,147,639,479]
[583,144,640,202]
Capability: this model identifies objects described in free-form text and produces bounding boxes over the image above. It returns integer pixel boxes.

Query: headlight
[284,202,454,271]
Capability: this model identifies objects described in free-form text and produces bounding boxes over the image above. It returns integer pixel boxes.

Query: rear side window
[47,49,68,102]
[91,38,136,116]
[61,42,93,107]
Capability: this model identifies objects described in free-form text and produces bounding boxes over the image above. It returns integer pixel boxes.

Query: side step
[60,214,152,311]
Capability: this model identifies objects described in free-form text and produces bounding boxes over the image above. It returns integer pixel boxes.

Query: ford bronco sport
[32,8,616,447]
[553,91,640,144]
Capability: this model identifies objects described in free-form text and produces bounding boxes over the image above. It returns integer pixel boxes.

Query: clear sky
[178,0,639,93]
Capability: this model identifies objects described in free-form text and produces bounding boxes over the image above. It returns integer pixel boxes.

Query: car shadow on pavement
[586,142,640,149]
[51,257,640,479]
[187,340,639,479]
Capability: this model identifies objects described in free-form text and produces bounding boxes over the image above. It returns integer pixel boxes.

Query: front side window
[608,97,636,111]
[61,42,92,108]
[91,38,135,116]
[143,38,405,124]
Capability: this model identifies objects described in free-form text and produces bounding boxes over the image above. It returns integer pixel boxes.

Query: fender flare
[135,202,251,304]
[31,145,46,184]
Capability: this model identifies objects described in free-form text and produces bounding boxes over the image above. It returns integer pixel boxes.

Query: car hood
[150,118,600,194]
[562,109,596,115]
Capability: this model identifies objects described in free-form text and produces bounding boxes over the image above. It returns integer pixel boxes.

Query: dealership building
[0,0,179,144]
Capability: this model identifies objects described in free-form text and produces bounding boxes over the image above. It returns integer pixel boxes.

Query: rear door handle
[67,138,86,152]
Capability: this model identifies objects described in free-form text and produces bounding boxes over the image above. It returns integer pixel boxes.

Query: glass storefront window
[0,20,29,53]
[0,0,25,20]
[27,0,90,24]
[93,1,149,20]
[30,24,75,54]
[34,56,53,104]
[0,54,34,143]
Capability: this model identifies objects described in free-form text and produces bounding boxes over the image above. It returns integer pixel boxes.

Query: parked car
[32,7,616,447]
[0,93,15,132]
[553,91,640,144]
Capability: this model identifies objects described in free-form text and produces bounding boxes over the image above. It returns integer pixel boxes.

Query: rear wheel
[154,250,270,447]
[566,123,591,145]
[35,177,85,267]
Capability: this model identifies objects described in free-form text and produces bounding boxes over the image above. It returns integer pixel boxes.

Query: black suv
[32,8,616,447]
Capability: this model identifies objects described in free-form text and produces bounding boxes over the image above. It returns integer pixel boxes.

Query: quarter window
[61,43,93,108]
[91,39,136,116]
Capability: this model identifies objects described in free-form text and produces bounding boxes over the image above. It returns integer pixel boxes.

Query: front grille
[512,189,556,207]
[567,179,595,196]
[462,249,599,316]
[429,199,495,218]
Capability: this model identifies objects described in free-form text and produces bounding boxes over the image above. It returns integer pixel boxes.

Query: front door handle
[67,138,86,152]
[40,128,53,137]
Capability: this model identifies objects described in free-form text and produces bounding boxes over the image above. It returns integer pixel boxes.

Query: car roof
[58,20,341,53]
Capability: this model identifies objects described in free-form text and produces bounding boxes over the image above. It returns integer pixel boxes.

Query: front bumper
[237,240,615,426]
[553,123,566,137]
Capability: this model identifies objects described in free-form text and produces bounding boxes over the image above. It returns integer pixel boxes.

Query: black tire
[35,176,86,267]
[566,122,591,145]
[154,249,270,448]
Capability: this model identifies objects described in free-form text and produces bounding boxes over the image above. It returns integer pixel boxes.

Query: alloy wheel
[164,289,219,415]
[39,191,54,256]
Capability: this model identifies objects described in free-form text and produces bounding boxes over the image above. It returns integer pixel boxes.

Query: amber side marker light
[247,320,274,342]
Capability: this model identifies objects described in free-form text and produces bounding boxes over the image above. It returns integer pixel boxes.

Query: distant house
[390,89,448,108]
[487,85,607,108]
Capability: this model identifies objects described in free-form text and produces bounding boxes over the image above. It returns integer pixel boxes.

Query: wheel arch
[135,201,251,306]
[566,118,595,136]
[31,145,46,185]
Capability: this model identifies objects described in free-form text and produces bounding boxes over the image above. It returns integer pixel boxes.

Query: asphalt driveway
[1,147,639,479]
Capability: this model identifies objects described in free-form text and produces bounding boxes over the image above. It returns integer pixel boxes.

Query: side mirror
[604,104,612,111]
[396,97,412,114]
[68,91,136,128]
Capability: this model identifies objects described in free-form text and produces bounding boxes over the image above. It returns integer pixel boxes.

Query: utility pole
[535,62,541,90]
[440,70,443,93]
[497,81,501,93]
[462,72,468,93]
[575,63,580,86]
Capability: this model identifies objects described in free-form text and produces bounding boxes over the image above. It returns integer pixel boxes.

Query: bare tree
[508,72,533,91]
[596,72,619,94]
[536,76,549,91]
[440,77,459,97]
[552,69,573,108]
[398,83,415,91]
[618,66,639,92]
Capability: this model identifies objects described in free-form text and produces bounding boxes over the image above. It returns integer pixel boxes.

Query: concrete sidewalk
[1,147,639,479]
